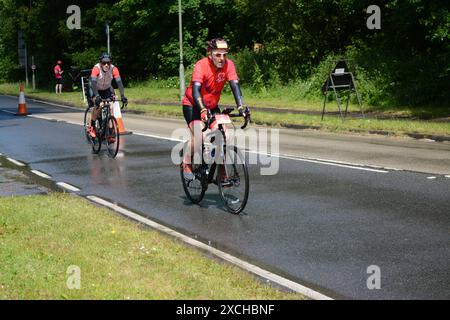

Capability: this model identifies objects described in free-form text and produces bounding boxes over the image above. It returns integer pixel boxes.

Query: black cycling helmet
[207,38,229,52]
[99,52,112,63]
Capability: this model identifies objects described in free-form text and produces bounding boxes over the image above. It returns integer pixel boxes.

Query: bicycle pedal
[221,180,234,188]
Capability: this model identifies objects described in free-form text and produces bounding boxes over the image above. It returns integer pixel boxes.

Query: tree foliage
[0,0,448,106]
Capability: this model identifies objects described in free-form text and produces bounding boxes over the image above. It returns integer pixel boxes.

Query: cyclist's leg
[88,105,101,138]
[55,78,60,94]
[90,88,110,127]
[182,105,203,168]
[107,87,115,113]
[90,105,100,125]
[95,89,113,119]
[105,88,117,129]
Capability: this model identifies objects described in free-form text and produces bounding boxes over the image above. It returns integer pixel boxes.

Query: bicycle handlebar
[98,98,127,111]
[202,107,251,132]
[231,107,251,130]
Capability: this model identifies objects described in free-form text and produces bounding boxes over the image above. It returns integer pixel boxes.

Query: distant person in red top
[181,38,249,178]
[87,53,128,138]
[54,60,63,94]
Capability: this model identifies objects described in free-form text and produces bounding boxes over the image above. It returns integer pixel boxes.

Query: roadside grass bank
[1,83,449,138]
[126,104,450,137]
[0,193,304,300]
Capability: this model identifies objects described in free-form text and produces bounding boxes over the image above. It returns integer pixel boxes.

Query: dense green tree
[0,0,448,106]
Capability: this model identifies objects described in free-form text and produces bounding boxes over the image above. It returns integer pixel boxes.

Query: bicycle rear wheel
[106,116,120,158]
[217,146,249,214]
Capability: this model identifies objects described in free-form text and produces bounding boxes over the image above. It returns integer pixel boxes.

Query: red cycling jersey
[182,57,238,109]
[54,65,62,79]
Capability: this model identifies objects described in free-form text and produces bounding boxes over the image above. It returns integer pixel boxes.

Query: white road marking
[133,131,184,142]
[56,182,80,192]
[2,95,81,111]
[5,101,396,173]
[31,169,52,179]
[427,176,437,180]
[29,100,81,110]
[28,114,81,126]
[445,175,450,178]
[135,132,389,173]
[248,150,389,173]
[6,157,26,167]
[12,104,395,174]
[1,109,16,115]
[86,195,333,300]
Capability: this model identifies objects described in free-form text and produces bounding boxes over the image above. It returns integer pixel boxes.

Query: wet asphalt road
[0,97,449,299]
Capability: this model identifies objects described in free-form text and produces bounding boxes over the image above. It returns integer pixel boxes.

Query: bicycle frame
[180,106,251,213]
[96,100,113,137]
[201,107,250,186]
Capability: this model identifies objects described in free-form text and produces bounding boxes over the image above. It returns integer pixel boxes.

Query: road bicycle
[84,98,123,158]
[180,107,251,214]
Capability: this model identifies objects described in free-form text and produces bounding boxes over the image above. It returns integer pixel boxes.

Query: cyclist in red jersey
[181,38,249,178]
[87,53,128,138]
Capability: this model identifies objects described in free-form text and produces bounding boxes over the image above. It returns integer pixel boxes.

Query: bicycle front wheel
[83,105,93,143]
[179,145,207,204]
[106,116,120,158]
[90,119,102,154]
[217,146,249,214]
[180,163,208,204]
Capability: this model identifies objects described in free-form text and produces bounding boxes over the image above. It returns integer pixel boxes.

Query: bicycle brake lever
[202,111,214,132]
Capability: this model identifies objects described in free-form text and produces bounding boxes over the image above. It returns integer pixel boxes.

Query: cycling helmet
[207,38,228,51]
[99,52,112,63]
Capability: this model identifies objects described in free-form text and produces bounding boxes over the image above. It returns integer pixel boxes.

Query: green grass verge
[115,104,450,137]
[1,82,449,137]
[0,193,304,300]
[0,83,84,108]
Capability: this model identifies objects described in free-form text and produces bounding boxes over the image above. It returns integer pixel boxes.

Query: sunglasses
[213,52,228,58]
[101,61,111,65]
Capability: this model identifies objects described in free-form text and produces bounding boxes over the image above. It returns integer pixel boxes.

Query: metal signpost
[178,0,185,100]
[18,31,29,87]
[31,56,36,90]
[106,23,110,55]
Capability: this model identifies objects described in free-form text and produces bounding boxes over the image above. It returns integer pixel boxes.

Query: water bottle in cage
[203,144,216,164]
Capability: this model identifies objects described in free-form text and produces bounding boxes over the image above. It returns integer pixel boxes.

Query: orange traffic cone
[15,85,30,116]
[113,101,132,135]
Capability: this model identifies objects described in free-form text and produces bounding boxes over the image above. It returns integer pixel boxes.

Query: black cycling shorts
[183,105,201,125]
[182,105,220,126]
[98,88,114,100]
[55,78,62,85]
